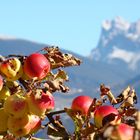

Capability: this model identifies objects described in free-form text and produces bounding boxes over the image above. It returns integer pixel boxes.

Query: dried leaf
[55,69,68,81]
[100,84,110,96]
[121,97,134,107]
[125,107,137,116]
[116,86,131,103]
[107,91,117,104]
[65,108,85,126]
[134,130,140,140]
[45,72,55,81]
[47,123,69,140]
[65,108,86,138]
[103,126,114,138]
[43,46,82,69]
[44,70,69,93]
[33,89,43,99]
[100,84,117,104]
[131,89,137,104]
[81,123,96,138]
[120,89,137,108]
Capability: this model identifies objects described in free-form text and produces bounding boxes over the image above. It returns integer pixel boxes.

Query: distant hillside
[1,17,140,108]
[0,37,132,96]
[0,38,45,55]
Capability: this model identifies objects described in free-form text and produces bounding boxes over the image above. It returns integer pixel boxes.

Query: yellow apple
[0,108,9,133]
[4,93,28,118]
[8,114,41,137]
[27,91,55,117]
[7,114,30,137]
[0,85,11,100]
[0,57,23,81]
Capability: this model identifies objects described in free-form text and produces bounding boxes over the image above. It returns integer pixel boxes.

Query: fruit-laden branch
[1,46,140,139]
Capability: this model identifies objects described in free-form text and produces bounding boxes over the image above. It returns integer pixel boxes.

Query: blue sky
[0,0,140,56]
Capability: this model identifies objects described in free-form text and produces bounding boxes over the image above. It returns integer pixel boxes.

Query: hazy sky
[0,0,140,56]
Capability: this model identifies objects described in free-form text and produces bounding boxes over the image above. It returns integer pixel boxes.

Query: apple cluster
[0,47,139,140]
[70,91,137,140]
[0,53,55,138]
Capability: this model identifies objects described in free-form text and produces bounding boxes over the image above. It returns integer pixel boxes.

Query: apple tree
[0,46,140,140]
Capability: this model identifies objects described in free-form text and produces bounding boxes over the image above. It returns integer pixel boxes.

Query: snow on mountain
[90,17,140,70]
[102,16,130,31]
[102,20,112,31]
[108,46,140,70]
[108,46,135,63]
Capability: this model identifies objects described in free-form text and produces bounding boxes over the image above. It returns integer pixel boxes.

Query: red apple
[23,53,50,79]
[112,123,134,140]
[0,75,3,91]
[27,91,55,117]
[71,95,93,116]
[94,105,120,128]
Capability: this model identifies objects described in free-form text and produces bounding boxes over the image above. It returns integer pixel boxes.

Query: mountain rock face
[90,16,140,71]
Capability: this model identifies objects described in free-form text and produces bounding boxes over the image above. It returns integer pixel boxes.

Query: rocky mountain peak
[90,17,140,70]
[102,16,130,32]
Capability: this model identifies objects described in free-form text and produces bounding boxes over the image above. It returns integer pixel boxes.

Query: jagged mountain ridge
[90,16,140,71]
